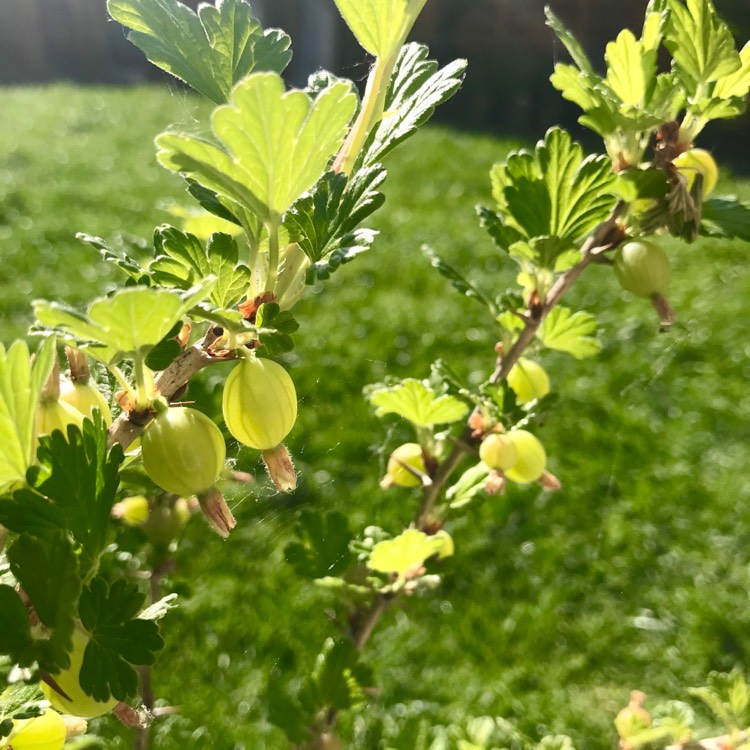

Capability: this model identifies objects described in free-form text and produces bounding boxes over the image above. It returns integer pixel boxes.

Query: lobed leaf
[151,226,250,310]
[285,511,353,580]
[311,638,371,712]
[663,0,741,94]
[701,197,750,242]
[7,533,80,670]
[361,43,466,167]
[422,246,496,313]
[367,529,444,579]
[489,129,617,267]
[34,282,214,366]
[78,578,165,702]
[284,165,386,284]
[108,0,291,104]
[367,378,468,427]
[20,416,121,578]
[538,307,601,359]
[157,73,358,222]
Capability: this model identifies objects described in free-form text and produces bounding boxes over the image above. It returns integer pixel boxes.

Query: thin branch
[495,201,627,382]
[354,595,392,652]
[106,328,230,451]
[414,437,473,529]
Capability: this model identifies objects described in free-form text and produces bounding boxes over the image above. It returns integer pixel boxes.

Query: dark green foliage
[79,578,164,702]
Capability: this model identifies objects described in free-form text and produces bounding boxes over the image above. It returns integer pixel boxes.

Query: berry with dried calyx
[222,355,298,451]
[507,357,550,404]
[142,405,226,497]
[504,430,547,484]
[479,433,518,472]
[673,148,718,196]
[613,240,671,299]
[381,443,426,488]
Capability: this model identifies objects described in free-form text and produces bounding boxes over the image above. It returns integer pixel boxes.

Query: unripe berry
[613,240,671,298]
[112,495,150,526]
[673,148,718,196]
[507,358,550,404]
[142,406,226,497]
[222,355,298,451]
[383,443,426,488]
[7,709,66,750]
[479,433,518,472]
[35,399,84,441]
[504,430,546,484]
[59,379,112,425]
[42,628,119,718]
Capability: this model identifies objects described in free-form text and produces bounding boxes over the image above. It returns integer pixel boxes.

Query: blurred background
[2,0,749,168]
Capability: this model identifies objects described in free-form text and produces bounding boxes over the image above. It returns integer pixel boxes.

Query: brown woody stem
[106,328,229,451]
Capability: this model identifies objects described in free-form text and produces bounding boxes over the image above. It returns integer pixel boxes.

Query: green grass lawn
[2,84,750,749]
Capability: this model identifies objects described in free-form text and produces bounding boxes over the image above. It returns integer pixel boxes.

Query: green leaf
[255,302,299,356]
[446,462,491,510]
[0,585,36,666]
[652,700,695,742]
[489,129,617,267]
[283,165,386,285]
[713,42,750,100]
[78,577,164,702]
[0,684,45,727]
[367,529,444,579]
[267,679,311,745]
[367,379,468,427]
[664,0,741,94]
[107,0,291,104]
[144,320,183,373]
[538,307,601,359]
[34,282,214,366]
[604,29,657,107]
[333,0,426,57]
[285,511,353,580]
[186,180,242,227]
[7,533,80,671]
[151,227,250,310]
[311,638,370,712]
[0,338,55,494]
[361,43,466,167]
[1,415,123,578]
[701,196,750,241]
[545,8,598,78]
[77,233,149,284]
[688,670,750,731]
[156,73,358,221]
[422,246,496,314]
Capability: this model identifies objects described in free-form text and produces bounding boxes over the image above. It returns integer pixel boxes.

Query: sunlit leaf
[367,529,444,579]
[108,0,291,104]
[157,73,357,222]
[332,0,425,57]
[538,307,601,359]
[446,463,491,510]
[0,338,55,495]
[664,0,741,93]
[34,283,214,366]
[367,379,468,427]
[361,43,466,167]
[489,129,617,267]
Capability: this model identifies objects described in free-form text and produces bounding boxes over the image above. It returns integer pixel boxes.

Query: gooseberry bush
[1,0,750,748]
